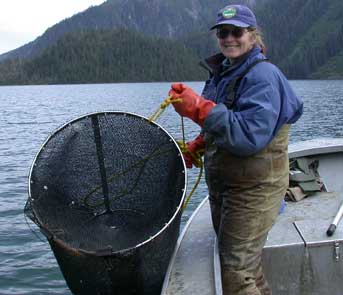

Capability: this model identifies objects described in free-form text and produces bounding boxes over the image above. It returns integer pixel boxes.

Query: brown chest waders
[203,58,289,295]
[205,124,290,295]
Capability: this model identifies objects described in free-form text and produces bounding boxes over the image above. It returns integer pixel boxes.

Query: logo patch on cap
[222,7,237,19]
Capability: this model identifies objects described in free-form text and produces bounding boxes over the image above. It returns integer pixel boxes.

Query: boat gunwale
[289,138,343,158]
[161,196,209,294]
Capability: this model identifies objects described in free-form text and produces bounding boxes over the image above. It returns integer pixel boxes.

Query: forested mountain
[0,29,206,85]
[0,0,253,62]
[0,0,343,85]
[256,0,343,79]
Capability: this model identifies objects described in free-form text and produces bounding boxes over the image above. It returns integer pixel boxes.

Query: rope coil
[149,95,203,211]
[149,96,182,122]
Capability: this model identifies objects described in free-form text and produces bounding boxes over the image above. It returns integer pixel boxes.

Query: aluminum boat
[162,138,343,295]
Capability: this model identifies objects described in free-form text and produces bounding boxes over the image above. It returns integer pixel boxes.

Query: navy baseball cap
[210,5,257,30]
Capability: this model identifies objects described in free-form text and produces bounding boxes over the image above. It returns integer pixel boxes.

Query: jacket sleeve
[203,80,280,156]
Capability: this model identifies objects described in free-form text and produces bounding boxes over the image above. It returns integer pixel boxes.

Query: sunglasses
[216,27,247,39]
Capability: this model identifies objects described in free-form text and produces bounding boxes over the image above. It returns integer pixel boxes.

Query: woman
[168,4,303,295]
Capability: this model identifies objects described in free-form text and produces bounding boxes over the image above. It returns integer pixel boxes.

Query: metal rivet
[334,241,340,262]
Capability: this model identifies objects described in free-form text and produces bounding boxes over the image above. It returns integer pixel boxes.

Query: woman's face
[216,25,255,60]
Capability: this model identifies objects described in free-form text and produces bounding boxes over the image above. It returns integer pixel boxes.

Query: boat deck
[264,191,343,294]
[162,138,343,295]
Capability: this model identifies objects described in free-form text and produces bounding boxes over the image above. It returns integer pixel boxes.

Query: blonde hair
[248,28,266,54]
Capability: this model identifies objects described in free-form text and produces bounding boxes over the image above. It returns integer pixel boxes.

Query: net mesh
[25,112,186,294]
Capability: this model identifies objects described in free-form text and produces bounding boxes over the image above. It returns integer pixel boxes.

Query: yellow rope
[178,122,204,210]
[177,133,204,211]
[149,96,182,122]
[182,157,203,211]
[149,95,204,210]
[83,144,173,208]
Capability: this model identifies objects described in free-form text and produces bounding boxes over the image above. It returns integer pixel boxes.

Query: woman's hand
[168,83,216,126]
[183,134,205,168]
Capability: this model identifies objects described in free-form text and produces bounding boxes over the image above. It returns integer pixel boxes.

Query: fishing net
[25,112,186,295]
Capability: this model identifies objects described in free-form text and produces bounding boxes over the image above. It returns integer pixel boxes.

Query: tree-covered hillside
[0,0,253,62]
[256,0,343,79]
[0,29,207,85]
[0,0,343,84]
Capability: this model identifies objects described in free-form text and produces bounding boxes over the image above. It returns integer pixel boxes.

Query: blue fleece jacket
[201,47,303,156]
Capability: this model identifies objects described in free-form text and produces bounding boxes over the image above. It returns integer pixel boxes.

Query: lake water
[1,80,343,294]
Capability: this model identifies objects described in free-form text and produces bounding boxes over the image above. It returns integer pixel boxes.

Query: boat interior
[162,138,343,295]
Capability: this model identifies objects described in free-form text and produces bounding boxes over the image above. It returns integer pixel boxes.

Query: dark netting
[25,112,186,295]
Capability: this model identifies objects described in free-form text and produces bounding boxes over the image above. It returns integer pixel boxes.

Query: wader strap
[225,59,268,109]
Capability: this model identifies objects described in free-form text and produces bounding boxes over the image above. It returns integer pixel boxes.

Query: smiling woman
[216,26,266,60]
[0,0,105,55]
[215,25,255,61]
[166,4,303,295]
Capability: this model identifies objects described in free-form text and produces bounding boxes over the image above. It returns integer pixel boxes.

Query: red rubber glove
[168,83,216,126]
[183,134,205,169]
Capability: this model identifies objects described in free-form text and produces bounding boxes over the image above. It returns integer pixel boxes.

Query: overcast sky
[0,0,105,55]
